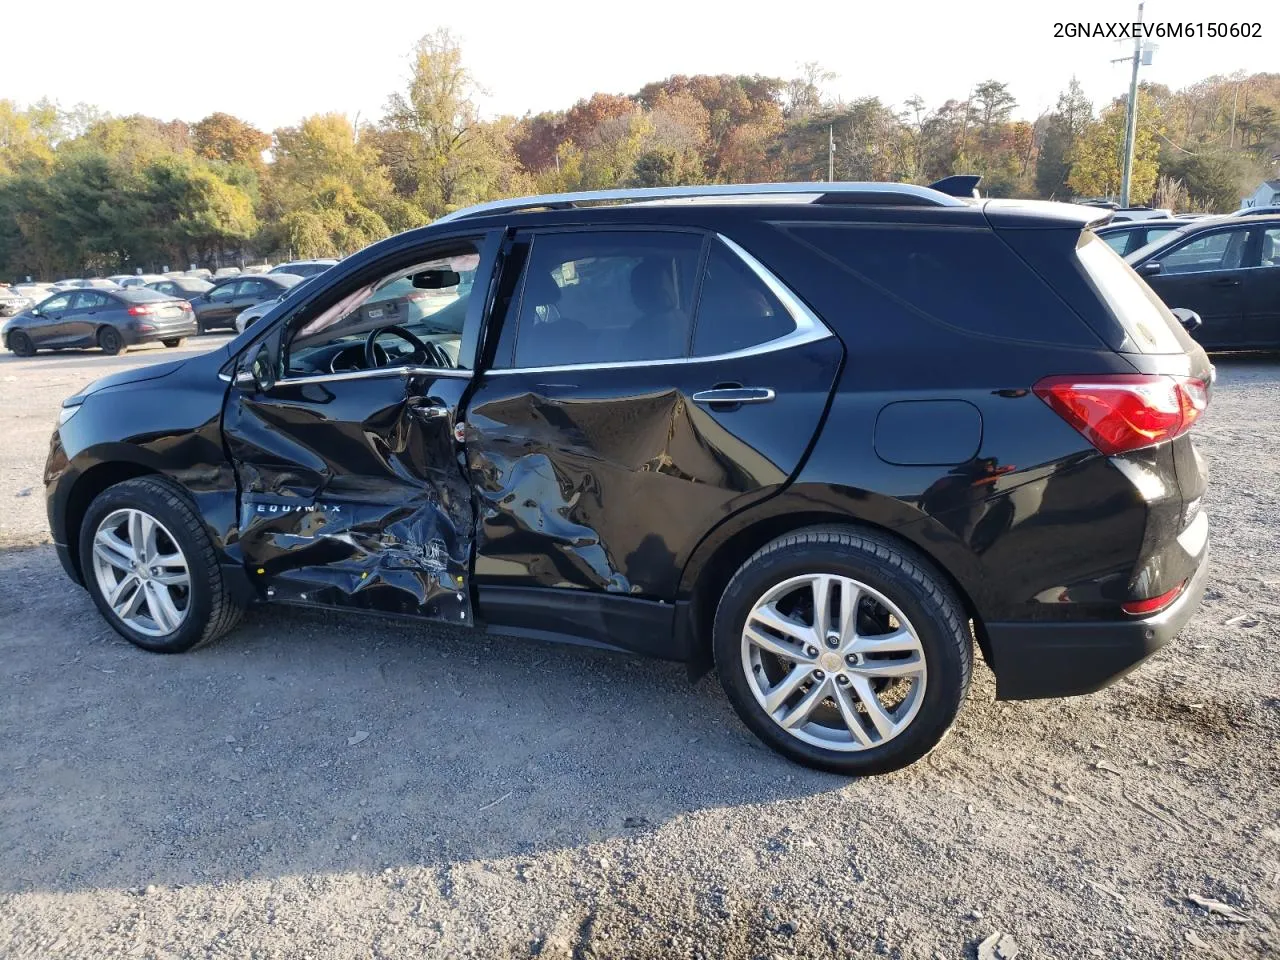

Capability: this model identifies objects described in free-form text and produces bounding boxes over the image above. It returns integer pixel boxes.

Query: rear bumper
[986,542,1209,700]
[123,320,198,345]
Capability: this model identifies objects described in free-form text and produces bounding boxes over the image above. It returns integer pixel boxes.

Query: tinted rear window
[784,224,1096,346]
[1075,233,1191,354]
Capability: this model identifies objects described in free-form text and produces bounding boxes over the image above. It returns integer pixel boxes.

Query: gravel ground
[0,342,1276,959]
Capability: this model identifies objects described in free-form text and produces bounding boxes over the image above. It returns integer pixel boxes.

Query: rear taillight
[127,304,153,316]
[1033,374,1209,455]
[1121,580,1187,616]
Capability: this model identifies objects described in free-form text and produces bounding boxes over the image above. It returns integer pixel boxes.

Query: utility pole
[1118,1,1145,206]
[828,124,835,182]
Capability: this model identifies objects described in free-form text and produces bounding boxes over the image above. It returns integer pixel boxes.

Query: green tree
[1036,79,1093,198]
[1068,92,1162,202]
[380,29,525,217]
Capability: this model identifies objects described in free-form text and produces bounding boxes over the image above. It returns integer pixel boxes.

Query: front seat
[517,271,590,366]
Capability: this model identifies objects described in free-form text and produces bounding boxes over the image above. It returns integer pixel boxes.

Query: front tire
[7,331,36,356]
[713,527,972,775]
[78,476,245,653]
[98,327,124,355]
[162,338,185,348]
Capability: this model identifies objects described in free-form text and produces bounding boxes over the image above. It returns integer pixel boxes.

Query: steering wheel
[363,325,442,368]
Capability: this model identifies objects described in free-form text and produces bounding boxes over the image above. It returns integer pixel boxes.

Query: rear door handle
[691,387,776,405]
[1210,277,1240,287]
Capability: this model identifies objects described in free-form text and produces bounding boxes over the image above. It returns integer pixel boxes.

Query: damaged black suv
[45,179,1211,774]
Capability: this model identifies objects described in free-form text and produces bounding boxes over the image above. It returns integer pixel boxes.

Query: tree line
[1,29,1276,280]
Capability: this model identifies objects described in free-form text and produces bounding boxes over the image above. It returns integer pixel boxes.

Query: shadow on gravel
[0,544,856,895]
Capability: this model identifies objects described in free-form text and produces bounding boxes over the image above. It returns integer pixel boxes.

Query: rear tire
[78,476,246,653]
[98,327,124,355]
[713,526,972,775]
[162,338,185,348]
[7,331,36,356]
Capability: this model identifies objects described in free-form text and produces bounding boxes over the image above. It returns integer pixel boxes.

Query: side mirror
[1170,307,1202,333]
[1136,261,1162,277]
[236,342,276,392]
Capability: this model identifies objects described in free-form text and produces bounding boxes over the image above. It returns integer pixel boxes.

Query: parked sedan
[189,274,303,333]
[1126,214,1280,349]
[146,277,215,302]
[0,286,35,317]
[269,258,338,279]
[3,288,197,356]
[1094,219,1183,256]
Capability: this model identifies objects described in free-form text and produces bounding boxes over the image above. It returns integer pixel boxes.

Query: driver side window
[208,282,239,302]
[284,243,479,379]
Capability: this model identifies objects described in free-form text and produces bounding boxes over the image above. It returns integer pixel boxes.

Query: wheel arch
[60,460,160,581]
[678,495,992,671]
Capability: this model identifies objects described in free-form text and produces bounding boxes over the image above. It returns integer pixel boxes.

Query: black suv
[44,180,1211,775]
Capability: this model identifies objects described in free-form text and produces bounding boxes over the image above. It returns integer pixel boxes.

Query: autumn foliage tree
[1,43,1276,279]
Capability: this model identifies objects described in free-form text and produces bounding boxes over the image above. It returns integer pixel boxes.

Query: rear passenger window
[787,224,1087,345]
[513,231,702,367]
[692,241,795,356]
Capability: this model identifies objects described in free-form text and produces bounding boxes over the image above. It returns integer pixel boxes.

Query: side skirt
[476,585,693,662]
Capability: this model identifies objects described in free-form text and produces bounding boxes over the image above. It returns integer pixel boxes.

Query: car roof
[115,287,174,302]
[1095,218,1183,232]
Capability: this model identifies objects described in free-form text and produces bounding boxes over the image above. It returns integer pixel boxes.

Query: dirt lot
[0,340,1276,959]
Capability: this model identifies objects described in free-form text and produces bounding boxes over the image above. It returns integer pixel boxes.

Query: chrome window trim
[485,232,833,377]
[222,366,472,387]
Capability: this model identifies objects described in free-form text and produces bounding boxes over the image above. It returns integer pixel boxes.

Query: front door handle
[408,399,450,420]
[691,387,776,405]
[1210,276,1240,287]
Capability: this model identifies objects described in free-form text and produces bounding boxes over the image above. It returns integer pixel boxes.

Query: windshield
[1126,222,1207,264]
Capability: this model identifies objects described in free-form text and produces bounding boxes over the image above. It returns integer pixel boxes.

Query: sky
[3,0,1276,132]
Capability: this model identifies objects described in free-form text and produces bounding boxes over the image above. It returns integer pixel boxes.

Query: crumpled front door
[224,369,474,625]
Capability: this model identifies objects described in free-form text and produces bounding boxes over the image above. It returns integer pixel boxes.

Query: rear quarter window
[782,224,1098,346]
[1075,233,1192,354]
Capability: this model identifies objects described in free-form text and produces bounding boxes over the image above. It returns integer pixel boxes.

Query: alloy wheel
[741,573,927,751]
[91,508,191,637]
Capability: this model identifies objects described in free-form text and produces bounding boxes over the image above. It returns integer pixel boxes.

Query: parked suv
[44,180,1211,775]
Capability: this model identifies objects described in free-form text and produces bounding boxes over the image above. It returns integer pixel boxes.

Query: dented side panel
[224,373,474,623]
[465,341,843,599]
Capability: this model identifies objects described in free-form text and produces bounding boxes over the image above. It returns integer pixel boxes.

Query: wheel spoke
[850,628,919,656]
[749,603,818,648]
[145,582,182,634]
[810,575,833,638]
[832,683,874,747]
[849,675,896,740]
[128,511,156,564]
[745,624,810,663]
[849,652,925,679]
[118,578,147,620]
[838,578,860,644]
[779,676,831,730]
[763,664,815,714]
[94,529,135,571]
[107,574,139,609]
